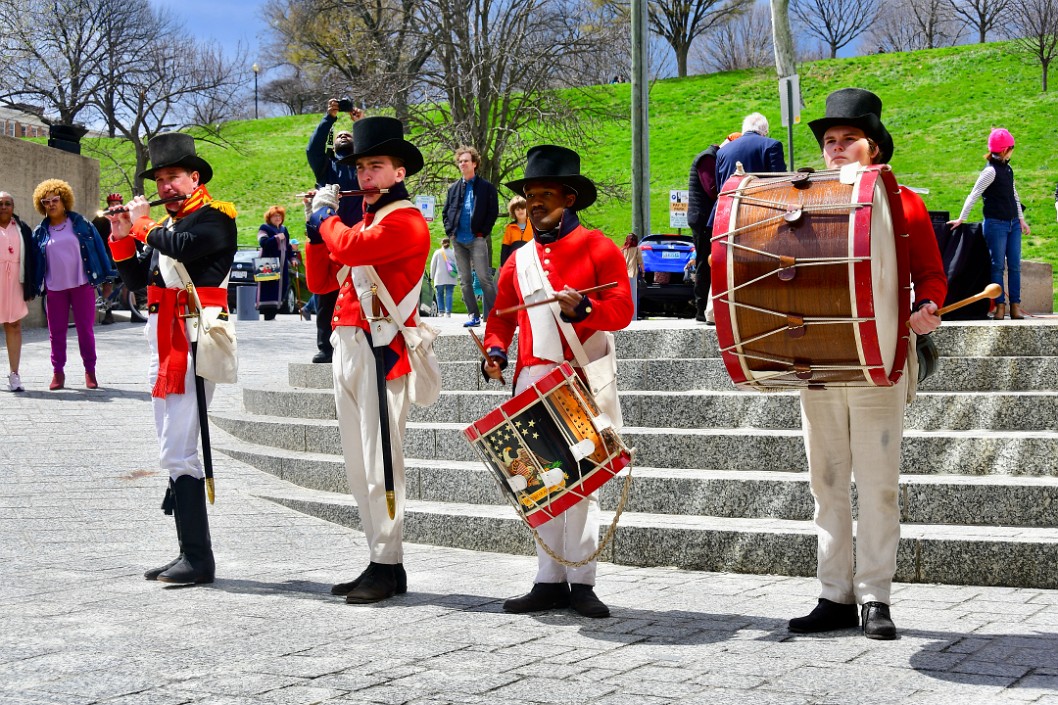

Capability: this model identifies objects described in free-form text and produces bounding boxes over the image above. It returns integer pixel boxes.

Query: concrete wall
[1010,261,1054,315]
[1,135,100,328]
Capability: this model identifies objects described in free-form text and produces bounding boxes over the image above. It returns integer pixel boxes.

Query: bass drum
[711,165,911,390]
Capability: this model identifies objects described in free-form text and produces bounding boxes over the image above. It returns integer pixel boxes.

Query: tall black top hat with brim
[137,132,213,184]
[504,145,597,211]
[808,88,894,164]
[337,116,424,176]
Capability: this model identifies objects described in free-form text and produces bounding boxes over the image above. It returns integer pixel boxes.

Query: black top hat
[337,117,424,176]
[808,88,894,164]
[137,132,213,184]
[505,145,597,211]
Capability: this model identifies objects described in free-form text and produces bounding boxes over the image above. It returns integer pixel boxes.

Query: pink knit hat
[988,128,1015,153]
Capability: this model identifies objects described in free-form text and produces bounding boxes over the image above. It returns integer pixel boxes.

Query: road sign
[779,74,801,128]
[669,189,688,229]
[415,195,436,222]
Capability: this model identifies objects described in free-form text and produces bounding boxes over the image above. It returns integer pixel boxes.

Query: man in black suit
[442,146,499,327]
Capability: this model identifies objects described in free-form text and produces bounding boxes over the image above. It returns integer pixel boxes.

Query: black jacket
[442,176,499,239]
[11,215,41,301]
[115,205,238,291]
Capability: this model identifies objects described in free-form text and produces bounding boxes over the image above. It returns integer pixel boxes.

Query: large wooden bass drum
[711,165,911,390]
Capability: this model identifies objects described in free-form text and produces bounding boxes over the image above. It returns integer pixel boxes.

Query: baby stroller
[420,270,438,317]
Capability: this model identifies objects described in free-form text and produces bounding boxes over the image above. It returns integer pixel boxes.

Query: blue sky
[151,0,271,67]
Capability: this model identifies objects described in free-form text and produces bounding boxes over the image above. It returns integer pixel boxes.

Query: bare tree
[871,0,964,51]
[694,2,774,72]
[645,0,752,77]
[260,67,334,116]
[411,0,620,191]
[1010,0,1058,90]
[90,13,246,195]
[791,0,880,58]
[0,0,112,125]
[948,0,1012,42]
[264,0,434,123]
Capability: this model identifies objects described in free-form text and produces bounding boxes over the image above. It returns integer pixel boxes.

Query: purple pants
[46,284,97,374]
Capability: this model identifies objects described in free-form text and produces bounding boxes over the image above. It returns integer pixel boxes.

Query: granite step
[250,479,1058,589]
[216,442,1058,528]
[210,411,1058,476]
[288,356,1058,393]
[242,386,1058,432]
[424,321,1058,361]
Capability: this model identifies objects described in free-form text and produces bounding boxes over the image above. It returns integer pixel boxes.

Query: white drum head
[870,179,898,377]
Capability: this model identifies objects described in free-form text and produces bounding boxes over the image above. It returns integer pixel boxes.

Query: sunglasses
[40,196,63,206]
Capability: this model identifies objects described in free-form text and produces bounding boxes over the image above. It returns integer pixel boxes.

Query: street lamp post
[252,63,259,119]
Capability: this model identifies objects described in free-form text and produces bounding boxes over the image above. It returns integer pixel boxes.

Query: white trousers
[799,374,908,606]
[332,326,409,564]
[517,364,600,586]
[146,315,214,481]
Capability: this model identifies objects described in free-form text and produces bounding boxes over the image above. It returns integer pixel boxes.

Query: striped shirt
[958,164,1023,222]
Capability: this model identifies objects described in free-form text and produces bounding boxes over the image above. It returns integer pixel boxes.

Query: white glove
[310,184,339,214]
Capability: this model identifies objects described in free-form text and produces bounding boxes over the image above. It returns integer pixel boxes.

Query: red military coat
[484,224,633,383]
[304,203,430,380]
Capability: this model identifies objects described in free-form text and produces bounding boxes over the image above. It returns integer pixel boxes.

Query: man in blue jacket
[441,146,498,327]
[305,99,365,362]
[709,113,787,229]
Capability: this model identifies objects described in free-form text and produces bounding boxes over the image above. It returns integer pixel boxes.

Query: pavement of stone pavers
[2,312,1058,705]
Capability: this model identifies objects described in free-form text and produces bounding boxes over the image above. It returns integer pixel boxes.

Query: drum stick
[493,282,619,317]
[905,283,1003,328]
[469,329,506,385]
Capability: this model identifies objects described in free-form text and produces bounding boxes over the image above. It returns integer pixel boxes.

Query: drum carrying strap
[516,238,633,569]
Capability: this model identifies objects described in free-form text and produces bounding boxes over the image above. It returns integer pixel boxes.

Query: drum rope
[529,465,634,569]
[715,296,874,325]
[710,203,867,241]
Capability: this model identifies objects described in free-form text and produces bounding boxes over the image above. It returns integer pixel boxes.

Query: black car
[637,233,696,319]
[228,249,306,315]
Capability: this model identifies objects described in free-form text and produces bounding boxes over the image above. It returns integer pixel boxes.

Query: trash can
[236,286,259,321]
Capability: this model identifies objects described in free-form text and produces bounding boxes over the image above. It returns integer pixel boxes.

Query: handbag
[365,267,442,407]
[174,262,238,384]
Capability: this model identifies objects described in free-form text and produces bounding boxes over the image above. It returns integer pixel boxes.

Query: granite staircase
[212,322,1058,589]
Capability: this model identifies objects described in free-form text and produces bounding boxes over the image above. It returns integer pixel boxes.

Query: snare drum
[463,362,630,528]
[711,165,911,389]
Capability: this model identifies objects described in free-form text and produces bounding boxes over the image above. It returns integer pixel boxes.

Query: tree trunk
[770,0,797,78]
[677,45,689,78]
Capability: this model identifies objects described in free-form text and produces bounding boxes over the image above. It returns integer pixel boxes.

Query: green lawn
[83,40,1058,312]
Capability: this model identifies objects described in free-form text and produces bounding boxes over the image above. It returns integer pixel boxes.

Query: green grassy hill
[90,40,1058,309]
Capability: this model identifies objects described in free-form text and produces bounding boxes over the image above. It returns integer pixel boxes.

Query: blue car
[638,233,696,318]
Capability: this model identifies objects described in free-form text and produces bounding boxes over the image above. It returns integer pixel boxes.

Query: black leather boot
[345,562,398,604]
[331,563,407,596]
[789,598,859,633]
[570,584,610,618]
[145,481,183,580]
[503,582,571,613]
[157,476,215,585]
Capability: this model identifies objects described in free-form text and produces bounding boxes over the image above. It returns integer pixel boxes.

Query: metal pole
[631,0,650,240]
[786,80,794,171]
[252,63,259,119]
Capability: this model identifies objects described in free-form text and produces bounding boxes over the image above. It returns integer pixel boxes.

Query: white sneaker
[8,372,24,392]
